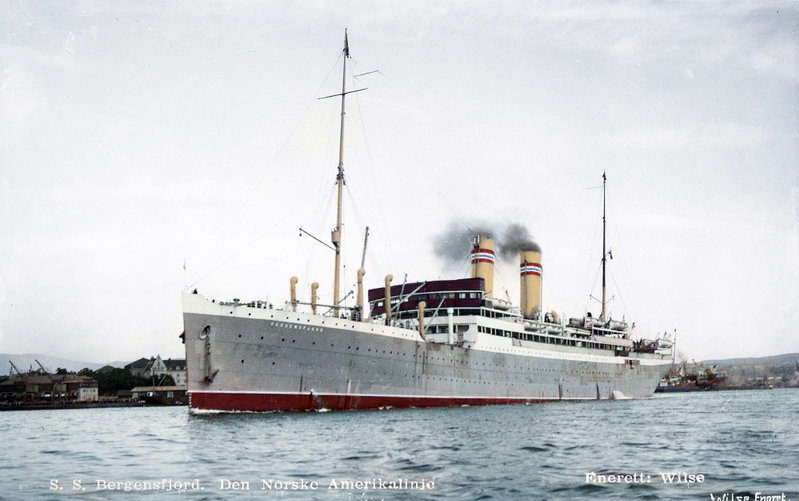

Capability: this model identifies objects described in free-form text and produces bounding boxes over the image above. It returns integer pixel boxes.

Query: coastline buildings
[125,356,187,387]
[1,355,188,408]
[0,374,98,403]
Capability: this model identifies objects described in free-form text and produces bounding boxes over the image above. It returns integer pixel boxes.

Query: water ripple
[1,389,797,500]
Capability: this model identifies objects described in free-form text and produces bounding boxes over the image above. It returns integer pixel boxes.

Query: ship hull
[183,293,671,412]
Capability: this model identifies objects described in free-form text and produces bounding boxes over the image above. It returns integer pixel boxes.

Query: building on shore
[0,374,98,403]
[124,358,151,377]
[125,355,187,387]
[130,386,187,405]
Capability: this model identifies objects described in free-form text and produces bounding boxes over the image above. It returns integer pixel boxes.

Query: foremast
[601,171,608,322]
[316,30,367,318]
[331,31,350,316]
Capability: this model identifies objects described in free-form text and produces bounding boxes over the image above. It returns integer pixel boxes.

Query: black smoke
[433,220,541,269]
[499,223,541,258]
[433,221,495,268]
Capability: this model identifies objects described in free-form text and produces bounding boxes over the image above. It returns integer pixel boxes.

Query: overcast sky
[1,1,797,366]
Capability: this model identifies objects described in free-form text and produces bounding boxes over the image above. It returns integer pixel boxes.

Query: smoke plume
[499,223,541,258]
[433,221,495,268]
[433,220,541,269]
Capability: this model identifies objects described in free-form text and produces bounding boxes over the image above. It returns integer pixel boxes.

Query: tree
[93,368,153,396]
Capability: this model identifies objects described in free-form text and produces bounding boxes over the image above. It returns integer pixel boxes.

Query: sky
[1,0,797,366]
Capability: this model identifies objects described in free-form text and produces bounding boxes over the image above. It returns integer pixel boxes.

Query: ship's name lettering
[270,321,322,332]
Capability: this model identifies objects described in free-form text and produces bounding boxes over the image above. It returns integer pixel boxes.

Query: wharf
[0,400,146,411]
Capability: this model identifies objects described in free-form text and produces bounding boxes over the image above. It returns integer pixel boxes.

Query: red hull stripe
[189,391,550,412]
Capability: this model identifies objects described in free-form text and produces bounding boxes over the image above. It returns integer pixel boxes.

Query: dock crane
[8,360,25,377]
[35,359,59,400]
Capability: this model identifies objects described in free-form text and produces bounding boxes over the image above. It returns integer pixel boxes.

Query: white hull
[183,292,671,411]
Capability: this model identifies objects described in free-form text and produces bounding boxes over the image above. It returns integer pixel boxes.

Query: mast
[600,171,608,322]
[317,30,366,317]
[331,30,349,316]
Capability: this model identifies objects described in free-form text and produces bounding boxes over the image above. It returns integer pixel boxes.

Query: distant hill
[0,353,130,376]
[701,353,799,368]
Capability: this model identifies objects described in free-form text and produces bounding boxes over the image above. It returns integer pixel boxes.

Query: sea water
[2,389,797,501]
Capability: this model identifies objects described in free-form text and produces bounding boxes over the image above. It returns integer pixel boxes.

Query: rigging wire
[272,55,376,305]
[351,58,457,276]
[298,184,338,301]
[264,61,347,302]
[608,268,630,321]
[187,183,332,290]
[348,59,403,274]
[606,190,641,322]
[542,273,567,320]
[565,177,638,324]
[296,56,380,302]
[584,262,603,317]
[570,187,604,316]
[491,253,514,301]
[187,53,345,287]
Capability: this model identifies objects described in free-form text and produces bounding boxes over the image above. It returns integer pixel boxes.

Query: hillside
[701,353,799,368]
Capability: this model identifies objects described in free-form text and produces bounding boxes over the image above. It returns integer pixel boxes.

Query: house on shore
[125,355,187,388]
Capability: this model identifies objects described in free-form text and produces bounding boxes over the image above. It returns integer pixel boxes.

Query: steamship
[181,32,675,412]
